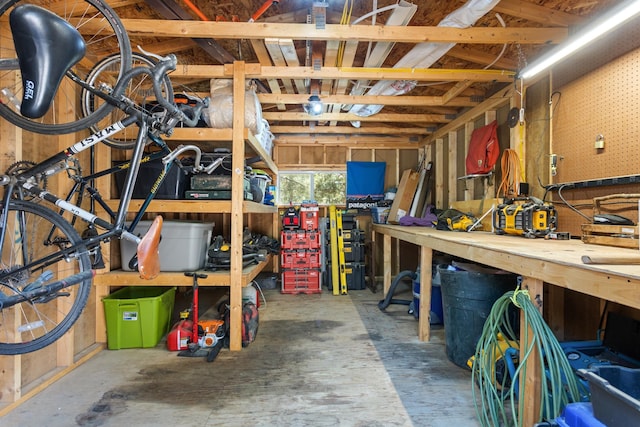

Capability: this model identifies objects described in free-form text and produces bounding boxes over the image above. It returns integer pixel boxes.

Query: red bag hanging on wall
[465,120,500,175]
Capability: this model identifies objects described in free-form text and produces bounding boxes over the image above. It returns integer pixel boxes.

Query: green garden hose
[471,286,586,426]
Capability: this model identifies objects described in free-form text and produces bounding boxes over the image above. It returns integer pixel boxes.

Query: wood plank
[442,80,474,105]
[278,39,307,94]
[493,0,584,27]
[264,39,296,95]
[448,131,457,206]
[418,248,432,341]
[581,224,639,249]
[270,126,427,137]
[425,86,514,144]
[249,39,286,110]
[372,225,640,311]
[230,61,246,352]
[520,277,543,427]
[263,112,449,123]
[257,93,477,107]
[167,64,515,82]
[116,20,568,44]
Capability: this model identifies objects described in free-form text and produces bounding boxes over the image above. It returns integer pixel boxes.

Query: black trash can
[438,264,517,369]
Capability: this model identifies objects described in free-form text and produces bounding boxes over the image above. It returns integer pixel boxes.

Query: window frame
[277,170,347,206]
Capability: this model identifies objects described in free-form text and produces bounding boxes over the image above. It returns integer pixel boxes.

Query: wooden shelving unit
[94,61,278,352]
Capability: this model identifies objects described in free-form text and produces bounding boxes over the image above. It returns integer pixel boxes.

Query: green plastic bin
[103,287,176,350]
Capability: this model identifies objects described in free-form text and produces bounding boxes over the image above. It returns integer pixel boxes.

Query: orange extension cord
[497,149,521,198]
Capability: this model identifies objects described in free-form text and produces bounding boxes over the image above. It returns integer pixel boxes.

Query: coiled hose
[377,270,416,310]
[471,286,586,426]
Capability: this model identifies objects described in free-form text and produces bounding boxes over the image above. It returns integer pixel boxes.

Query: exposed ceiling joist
[263,112,450,124]
[257,94,477,107]
[114,20,568,44]
[272,126,429,137]
[187,65,516,82]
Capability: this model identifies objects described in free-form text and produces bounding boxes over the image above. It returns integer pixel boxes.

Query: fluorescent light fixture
[518,0,640,80]
[305,95,323,116]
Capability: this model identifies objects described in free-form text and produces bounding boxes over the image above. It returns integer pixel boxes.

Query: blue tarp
[346,161,386,199]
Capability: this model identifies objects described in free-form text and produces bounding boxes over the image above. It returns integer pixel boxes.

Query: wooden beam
[115,20,568,44]
[264,39,296,95]
[424,85,514,144]
[263,112,450,123]
[171,64,515,82]
[442,80,475,105]
[248,39,285,110]
[492,0,584,27]
[271,126,429,136]
[447,45,518,70]
[258,93,477,107]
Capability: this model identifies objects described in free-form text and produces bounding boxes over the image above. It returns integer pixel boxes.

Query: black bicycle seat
[9,5,86,119]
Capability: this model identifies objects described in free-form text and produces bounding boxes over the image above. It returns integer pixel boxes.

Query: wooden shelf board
[105,199,277,214]
[94,255,272,287]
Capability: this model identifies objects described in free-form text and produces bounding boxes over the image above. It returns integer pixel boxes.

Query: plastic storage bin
[551,403,606,427]
[580,366,640,427]
[120,220,213,272]
[103,286,176,349]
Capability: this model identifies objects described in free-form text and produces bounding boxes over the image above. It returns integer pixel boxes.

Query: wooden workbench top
[373,225,640,311]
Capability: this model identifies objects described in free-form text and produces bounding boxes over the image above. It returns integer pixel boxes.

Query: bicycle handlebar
[113,50,209,134]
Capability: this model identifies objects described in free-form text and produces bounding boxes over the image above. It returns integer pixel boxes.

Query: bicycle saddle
[9,5,86,119]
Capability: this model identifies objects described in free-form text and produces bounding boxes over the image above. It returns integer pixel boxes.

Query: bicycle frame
[59,134,173,233]
[0,117,149,280]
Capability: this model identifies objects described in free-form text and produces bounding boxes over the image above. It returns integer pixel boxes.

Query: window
[278,171,346,206]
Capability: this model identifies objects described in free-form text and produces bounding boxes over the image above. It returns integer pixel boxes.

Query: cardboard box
[387,169,420,224]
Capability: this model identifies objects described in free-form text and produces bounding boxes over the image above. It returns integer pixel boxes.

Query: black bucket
[437,264,517,369]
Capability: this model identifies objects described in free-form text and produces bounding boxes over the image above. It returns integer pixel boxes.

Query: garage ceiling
[109,0,620,143]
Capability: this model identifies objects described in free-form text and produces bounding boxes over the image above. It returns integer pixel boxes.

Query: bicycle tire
[0,200,93,355]
[83,52,174,150]
[0,0,132,135]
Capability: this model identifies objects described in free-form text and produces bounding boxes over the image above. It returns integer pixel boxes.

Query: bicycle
[0,3,216,354]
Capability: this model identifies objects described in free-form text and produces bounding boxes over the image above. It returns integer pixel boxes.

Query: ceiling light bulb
[307,95,323,116]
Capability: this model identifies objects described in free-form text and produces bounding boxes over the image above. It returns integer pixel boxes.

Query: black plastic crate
[325,262,366,291]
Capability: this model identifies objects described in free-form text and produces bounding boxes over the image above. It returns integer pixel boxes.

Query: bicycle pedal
[91,248,106,269]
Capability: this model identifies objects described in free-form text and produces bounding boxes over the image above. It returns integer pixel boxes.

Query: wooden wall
[273,138,422,279]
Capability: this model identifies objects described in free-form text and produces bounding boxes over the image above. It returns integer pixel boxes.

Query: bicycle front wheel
[0,0,132,135]
[0,200,93,355]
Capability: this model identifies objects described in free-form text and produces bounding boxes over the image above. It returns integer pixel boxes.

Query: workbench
[372,224,640,424]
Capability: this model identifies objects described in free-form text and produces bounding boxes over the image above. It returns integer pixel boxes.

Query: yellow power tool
[493,196,557,238]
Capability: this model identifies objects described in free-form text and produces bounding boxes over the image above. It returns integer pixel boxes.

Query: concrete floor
[1,285,481,427]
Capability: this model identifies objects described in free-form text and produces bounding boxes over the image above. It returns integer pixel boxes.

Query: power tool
[493,196,557,238]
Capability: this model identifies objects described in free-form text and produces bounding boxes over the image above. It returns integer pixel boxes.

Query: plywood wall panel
[326,146,347,164]
[307,146,325,164]
[375,149,397,192]
[278,146,299,164]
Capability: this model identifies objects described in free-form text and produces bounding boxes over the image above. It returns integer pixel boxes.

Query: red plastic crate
[281,230,321,250]
[281,250,321,269]
[281,268,321,294]
[298,209,319,231]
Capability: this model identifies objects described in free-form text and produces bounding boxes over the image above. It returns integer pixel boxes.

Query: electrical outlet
[550,154,557,176]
